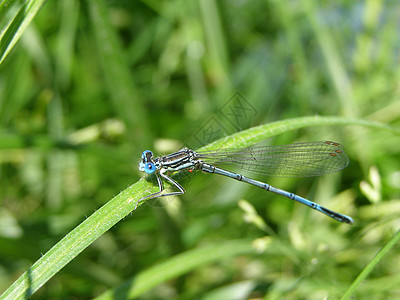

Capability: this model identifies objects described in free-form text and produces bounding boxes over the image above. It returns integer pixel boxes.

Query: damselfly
[138,141,353,224]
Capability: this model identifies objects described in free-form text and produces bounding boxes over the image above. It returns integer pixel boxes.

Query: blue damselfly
[138,141,353,224]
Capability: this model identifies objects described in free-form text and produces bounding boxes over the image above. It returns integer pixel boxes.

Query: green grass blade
[199,0,231,91]
[303,0,357,118]
[200,115,400,151]
[94,240,256,300]
[0,115,397,299]
[88,0,148,139]
[341,229,400,300]
[0,0,47,65]
[0,180,150,300]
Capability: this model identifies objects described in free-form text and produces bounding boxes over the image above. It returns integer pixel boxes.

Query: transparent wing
[196,141,349,177]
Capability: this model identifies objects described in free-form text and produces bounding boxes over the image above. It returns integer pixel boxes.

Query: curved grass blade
[0,179,153,300]
[200,115,400,151]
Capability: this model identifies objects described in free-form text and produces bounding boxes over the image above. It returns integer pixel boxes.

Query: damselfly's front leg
[159,168,186,197]
[135,169,186,209]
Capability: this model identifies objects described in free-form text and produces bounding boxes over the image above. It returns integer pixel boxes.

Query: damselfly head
[139,150,156,174]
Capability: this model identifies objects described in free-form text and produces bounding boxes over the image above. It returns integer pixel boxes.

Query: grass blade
[0,181,149,300]
[200,115,400,151]
[0,0,47,65]
[341,229,400,300]
[88,0,148,139]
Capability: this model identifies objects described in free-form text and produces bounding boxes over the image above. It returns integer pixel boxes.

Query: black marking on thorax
[161,150,191,168]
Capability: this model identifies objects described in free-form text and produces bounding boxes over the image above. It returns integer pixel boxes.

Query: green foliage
[1,0,400,299]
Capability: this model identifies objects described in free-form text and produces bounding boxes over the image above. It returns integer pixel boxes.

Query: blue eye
[144,162,156,174]
[141,150,153,161]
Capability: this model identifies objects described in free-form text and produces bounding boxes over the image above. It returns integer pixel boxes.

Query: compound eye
[141,150,153,161]
[144,162,156,174]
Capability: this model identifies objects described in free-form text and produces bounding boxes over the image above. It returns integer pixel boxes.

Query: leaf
[0,0,47,65]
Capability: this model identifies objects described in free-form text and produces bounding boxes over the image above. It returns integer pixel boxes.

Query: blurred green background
[1,0,400,299]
